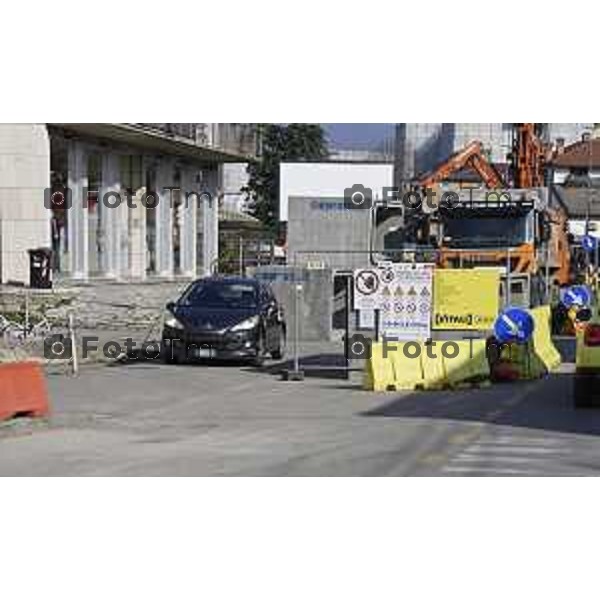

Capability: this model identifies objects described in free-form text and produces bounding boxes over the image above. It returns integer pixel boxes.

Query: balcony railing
[130,123,257,158]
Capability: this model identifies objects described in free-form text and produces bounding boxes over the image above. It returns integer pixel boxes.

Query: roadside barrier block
[529,306,561,373]
[388,342,425,390]
[0,361,50,422]
[495,341,546,381]
[443,340,490,387]
[420,346,447,390]
[363,342,396,391]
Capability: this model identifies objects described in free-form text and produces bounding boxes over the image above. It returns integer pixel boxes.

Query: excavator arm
[418,140,505,189]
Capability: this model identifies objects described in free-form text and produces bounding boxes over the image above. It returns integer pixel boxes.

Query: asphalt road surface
[2,355,600,476]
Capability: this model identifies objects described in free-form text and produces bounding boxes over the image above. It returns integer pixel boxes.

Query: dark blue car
[161,277,286,365]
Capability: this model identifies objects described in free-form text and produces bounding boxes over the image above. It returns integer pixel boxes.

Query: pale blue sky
[323,123,394,149]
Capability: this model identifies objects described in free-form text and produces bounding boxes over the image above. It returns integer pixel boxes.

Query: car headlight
[163,310,184,330]
[230,315,260,332]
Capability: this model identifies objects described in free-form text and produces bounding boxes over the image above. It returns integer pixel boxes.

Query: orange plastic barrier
[0,361,50,421]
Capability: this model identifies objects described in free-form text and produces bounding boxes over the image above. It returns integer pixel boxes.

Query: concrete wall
[254,266,333,341]
[287,196,374,271]
[0,124,51,285]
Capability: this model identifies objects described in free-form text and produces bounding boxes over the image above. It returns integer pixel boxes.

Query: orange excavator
[418,140,504,190]
[411,124,571,285]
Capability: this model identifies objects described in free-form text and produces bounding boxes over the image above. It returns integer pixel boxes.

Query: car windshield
[179,281,258,308]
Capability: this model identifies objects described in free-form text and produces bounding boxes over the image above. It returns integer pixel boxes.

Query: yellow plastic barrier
[388,342,425,390]
[364,339,492,392]
[443,340,490,386]
[420,344,447,390]
[363,342,396,392]
[529,306,561,372]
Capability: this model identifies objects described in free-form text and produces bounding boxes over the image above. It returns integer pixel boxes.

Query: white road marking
[441,431,575,475]
[485,437,566,446]
[466,444,568,455]
[452,453,552,465]
[443,466,540,476]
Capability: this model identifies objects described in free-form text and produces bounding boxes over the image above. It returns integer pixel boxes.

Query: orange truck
[411,129,571,286]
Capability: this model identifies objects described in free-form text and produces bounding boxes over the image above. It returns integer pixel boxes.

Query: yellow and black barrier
[529,306,562,372]
[364,339,491,392]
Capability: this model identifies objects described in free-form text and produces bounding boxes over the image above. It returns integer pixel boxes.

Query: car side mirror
[166,301,176,312]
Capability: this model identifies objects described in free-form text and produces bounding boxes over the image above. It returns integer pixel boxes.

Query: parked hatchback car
[161,277,286,365]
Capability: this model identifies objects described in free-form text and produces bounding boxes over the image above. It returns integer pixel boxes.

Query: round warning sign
[355,270,379,296]
[380,268,395,284]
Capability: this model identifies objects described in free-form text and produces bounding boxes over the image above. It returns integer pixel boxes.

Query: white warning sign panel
[354,263,433,340]
[353,269,381,310]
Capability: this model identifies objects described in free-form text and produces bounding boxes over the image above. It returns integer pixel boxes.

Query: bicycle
[0,313,57,348]
[0,314,26,344]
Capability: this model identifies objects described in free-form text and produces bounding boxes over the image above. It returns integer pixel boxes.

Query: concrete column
[154,158,174,277]
[67,141,89,280]
[179,167,198,277]
[117,188,130,277]
[99,152,121,278]
[201,166,221,276]
[129,185,147,279]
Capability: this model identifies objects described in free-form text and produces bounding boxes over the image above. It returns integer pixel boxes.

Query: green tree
[244,124,328,231]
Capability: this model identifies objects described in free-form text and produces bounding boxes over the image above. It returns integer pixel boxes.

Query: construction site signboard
[432,269,500,330]
[354,263,434,340]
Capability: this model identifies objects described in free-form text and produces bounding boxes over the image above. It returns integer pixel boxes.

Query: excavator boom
[418,140,505,189]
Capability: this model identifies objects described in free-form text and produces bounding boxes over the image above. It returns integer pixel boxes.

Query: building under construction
[395,123,593,183]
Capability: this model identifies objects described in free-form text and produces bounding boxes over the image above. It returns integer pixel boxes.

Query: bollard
[68,310,78,376]
[283,280,304,381]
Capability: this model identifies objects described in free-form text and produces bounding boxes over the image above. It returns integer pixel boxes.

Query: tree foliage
[244,124,328,231]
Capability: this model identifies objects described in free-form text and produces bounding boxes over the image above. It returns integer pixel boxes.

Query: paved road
[1,356,600,476]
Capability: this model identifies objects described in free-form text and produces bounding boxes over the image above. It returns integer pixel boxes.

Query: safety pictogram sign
[354,263,433,340]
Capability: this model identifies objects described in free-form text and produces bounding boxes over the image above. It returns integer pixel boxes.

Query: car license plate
[193,347,216,359]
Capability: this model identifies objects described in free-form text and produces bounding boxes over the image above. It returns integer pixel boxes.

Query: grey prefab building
[280,162,394,272]
[287,196,372,271]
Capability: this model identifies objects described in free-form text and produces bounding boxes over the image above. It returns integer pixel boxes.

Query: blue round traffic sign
[562,285,592,308]
[582,235,598,253]
[494,307,535,344]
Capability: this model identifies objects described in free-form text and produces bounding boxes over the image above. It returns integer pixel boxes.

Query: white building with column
[0,124,51,285]
[0,123,257,285]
